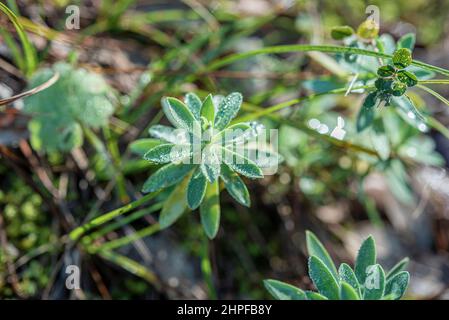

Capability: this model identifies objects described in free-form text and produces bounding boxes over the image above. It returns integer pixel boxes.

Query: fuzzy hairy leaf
[143,143,191,164]
[340,281,360,300]
[213,123,252,145]
[201,145,221,182]
[363,264,385,300]
[187,169,207,210]
[200,180,220,239]
[214,92,243,130]
[129,139,163,157]
[149,125,178,144]
[339,263,360,295]
[162,97,196,131]
[263,280,306,300]
[384,271,409,300]
[221,147,263,179]
[142,163,194,193]
[201,94,215,124]
[220,164,250,207]
[306,231,338,281]
[185,92,202,120]
[386,258,409,281]
[159,177,189,228]
[308,256,340,300]
[355,236,377,285]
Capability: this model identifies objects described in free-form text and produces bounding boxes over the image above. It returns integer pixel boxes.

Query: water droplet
[318,124,329,134]
[418,123,428,132]
[308,118,320,129]
[407,111,416,119]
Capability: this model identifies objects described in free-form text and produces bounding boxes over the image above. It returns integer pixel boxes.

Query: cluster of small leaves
[264,231,410,300]
[23,62,115,152]
[133,92,279,238]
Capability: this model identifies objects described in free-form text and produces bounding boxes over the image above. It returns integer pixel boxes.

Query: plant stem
[200,232,217,299]
[69,190,160,241]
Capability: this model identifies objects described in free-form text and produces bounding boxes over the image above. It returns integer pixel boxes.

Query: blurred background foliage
[1,0,449,299]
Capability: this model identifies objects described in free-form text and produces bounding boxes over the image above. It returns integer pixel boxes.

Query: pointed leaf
[221,147,263,179]
[213,123,252,145]
[384,271,409,300]
[397,33,416,51]
[185,92,202,120]
[143,143,191,164]
[355,235,376,285]
[201,145,221,182]
[363,264,385,300]
[159,177,189,228]
[162,97,196,131]
[339,263,360,295]
[386,258,409,281]
[201,94,215,124]
[306,231,338,281]
[142,163,194,193]
[220,164,250,207]
[340,281,360,300]
[149,125,180,144]
[129,138,163,157]
[305,291,328,300]
[263,280,306,300]
[187,169,207,210]
[214,92,243,130]
[308,256,340,300]
[357,92,378,132]
[200,180,220,239]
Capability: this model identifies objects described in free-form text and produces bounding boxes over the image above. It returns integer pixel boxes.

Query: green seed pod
[377,65,396,78]
[391,81,407,96]
[397,70,418,87]
[357,19,379,40]
[392,48,412,69]
[331,25,355,40]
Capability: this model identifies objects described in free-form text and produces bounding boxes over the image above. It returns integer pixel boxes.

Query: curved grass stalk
[205,45,449,78]
[69,190,160,241]
[417,84,449,107]
[419,80,449,85]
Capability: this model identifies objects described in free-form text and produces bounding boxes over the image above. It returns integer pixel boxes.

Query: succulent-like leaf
[214,92,243,130]
[200,180,220,239]
[220,164,250,207]
[356,92,378,132]
[162,97,196,131]
[213,123,252,145]
[149,124,179,144]
[340,281,360,300]
[306,231,338,281]
[143,143,191,164]
[355,235,376,285]
[159,176,189,228]
[308,256,340,300]
[393,48,412,69]
[305,291,328,300]
[201,94,215,125]
[129,138,163,157]
[391,81,407,96]
[363,264,385,300]
[339,263,360,295]
[201,145,221,182]
[185,92,202,120]
[263,280,306,300]
[384,271,409,300]
[142,163,194,193]
[330,26,354,40]
[221,147,263,179]
[377,65,396,77]
[386,258,409,281]
[187,169,207,210]
[397,70,418,87]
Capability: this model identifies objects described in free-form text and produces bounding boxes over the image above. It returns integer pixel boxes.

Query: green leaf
[214,92,243,130]
[213,123,252,145]
[159,177,189,228]
[201,94,215,124]
[384,159,415,204]
[377,65,396,77]
[330,26,354,40]
[390,95,426,130]
[355,235,376,285]
[393,48,412,69]
[162,97,196,131]
[187,169,207,210]
[340,281,360,300]
[384,271,409,300]
[369,118,390,160]
[397,70,418,87]
[143,143,191,164]
[386,258,410,281]
[339,263,361,295]
[356,92,378,132]
[220,164,250,207]
[221,147,263,179]
[201,145,221,182]
[263,280,306,300]
[142,163,194,193]
[185,92,202,120]
[305,291,328,300]
[200,180,220,239]
[391,81,407,96]
[308,256,340,300]
[306,231,338,281]
[129,139,163,157]
[397,33,416,51]
[149,125,179,144]
[363,264,385,300]
[357,19,379,39]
